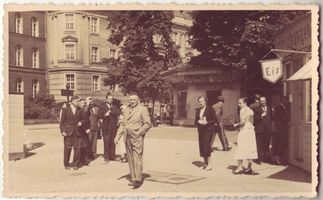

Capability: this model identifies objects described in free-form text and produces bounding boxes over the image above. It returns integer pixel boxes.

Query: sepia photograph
[2,4,319,198]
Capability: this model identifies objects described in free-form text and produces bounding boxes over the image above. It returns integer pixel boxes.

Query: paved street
[5,124,313,197]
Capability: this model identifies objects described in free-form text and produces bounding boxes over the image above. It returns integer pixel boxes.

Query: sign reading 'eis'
[260,58,283,84]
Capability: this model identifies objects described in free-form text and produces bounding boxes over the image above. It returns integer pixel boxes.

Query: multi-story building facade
[8,11,47,97]
[47,11,119,102]
[46,11,194,102]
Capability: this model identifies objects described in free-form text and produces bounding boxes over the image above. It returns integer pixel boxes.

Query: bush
[24,93,59,120]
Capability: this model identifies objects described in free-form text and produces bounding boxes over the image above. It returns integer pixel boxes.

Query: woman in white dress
[233,97,258,174]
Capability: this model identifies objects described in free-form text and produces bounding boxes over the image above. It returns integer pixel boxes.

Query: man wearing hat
[211,96,231,151]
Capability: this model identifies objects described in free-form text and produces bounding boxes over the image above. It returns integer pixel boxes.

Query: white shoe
[205,165,212,171]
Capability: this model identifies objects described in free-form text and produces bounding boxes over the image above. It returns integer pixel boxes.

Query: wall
[9,94,25,160]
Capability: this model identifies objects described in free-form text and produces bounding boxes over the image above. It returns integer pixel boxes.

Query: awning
[287,59,312,81]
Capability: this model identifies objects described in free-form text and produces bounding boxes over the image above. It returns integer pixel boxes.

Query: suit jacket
[59,105,85,137]
[116,104,152,140]
[253,104,273,133]
[212,102,224,125]
[195,106,216,133]
[98,103,121,136]
[84,104,99,131]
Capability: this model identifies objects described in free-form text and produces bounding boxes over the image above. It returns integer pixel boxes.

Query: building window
[15,13,23,34]
[66,74,75,90]
[92,75,100,91]
[15,45,23,66]
[32,48,39,68]
[65,44,75,60]
[305,80,312,122]
[90,17,99,33]
[178,91,187,118]
[31,17,39,37]
[16,78,24,93]
[65,14,74,30]
[32,80,40,98]
[110,49,116,59]
[91,46,100,62]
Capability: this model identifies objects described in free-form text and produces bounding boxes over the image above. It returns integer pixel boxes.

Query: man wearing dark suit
[98,93,121,163]
[78,98,91,166]
[85,96,99,160]
[59,96,85,170]
[211,96,231,151]
[114,94,152,189]
[253,96,273,163]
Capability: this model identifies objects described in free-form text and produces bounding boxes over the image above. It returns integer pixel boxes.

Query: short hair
[71,96,79,101]
[254,94,261,100]
[239,97,247,104]
[217,96,225,103]
[106,92,113,99]
[197,96,207,102]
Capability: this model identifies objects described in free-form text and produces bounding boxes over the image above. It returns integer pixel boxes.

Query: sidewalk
[5,125,313,197]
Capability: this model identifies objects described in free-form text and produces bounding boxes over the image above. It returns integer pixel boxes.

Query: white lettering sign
[260,58,283,83]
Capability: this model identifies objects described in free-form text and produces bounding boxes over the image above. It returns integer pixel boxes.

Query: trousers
[125,135,144,182]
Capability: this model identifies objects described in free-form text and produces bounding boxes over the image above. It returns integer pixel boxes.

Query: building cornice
[49,11,108,19]
[48,66,109,73]
[9,66,46,75]
[9,32,46,41]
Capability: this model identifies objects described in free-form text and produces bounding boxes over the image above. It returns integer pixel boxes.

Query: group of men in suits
[251,94,290,165]
[60,93,152,189]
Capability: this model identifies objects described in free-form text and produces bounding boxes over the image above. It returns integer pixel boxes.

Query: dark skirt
[198,129,213,157]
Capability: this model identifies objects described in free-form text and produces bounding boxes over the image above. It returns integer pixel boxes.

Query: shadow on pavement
[24,142,45,158]
[117,173,151,181]
[192,161,204,168]
[266,165,311,183]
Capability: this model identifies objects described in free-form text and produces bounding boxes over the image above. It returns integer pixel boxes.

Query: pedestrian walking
[233,97,258,174]
[98,93,121,163]
[114,94,152,189]
[116,104,127,163]
[272,96,290,165]
[59,96,86,170]
[195,96,216,171]
[85,96,100,160]
[253,96,273,163]
[211,96,231,151]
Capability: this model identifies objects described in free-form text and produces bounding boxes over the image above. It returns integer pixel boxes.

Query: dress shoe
[65,166,71,170]
[73,166,79,170]
[244,167,254,175]
[128,181,134,186]
[132,181,142,189]
[104,159,109,163]
[200,165,206,169]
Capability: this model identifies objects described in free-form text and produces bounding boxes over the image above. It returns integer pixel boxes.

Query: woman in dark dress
[195,96,216,171]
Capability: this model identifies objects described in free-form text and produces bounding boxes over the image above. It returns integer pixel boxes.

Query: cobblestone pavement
[4,124,315,197]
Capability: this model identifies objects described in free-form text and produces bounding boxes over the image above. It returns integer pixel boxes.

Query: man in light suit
[115,94,152,189]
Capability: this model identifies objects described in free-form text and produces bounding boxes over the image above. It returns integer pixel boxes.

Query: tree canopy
[104,11,180,103]
[189,10,308,69]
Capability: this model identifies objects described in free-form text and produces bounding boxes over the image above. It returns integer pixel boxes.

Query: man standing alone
[99,93,121,163]
[115,94,152,189]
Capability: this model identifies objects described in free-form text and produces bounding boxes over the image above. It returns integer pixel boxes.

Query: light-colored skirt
[233,123,258,160]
